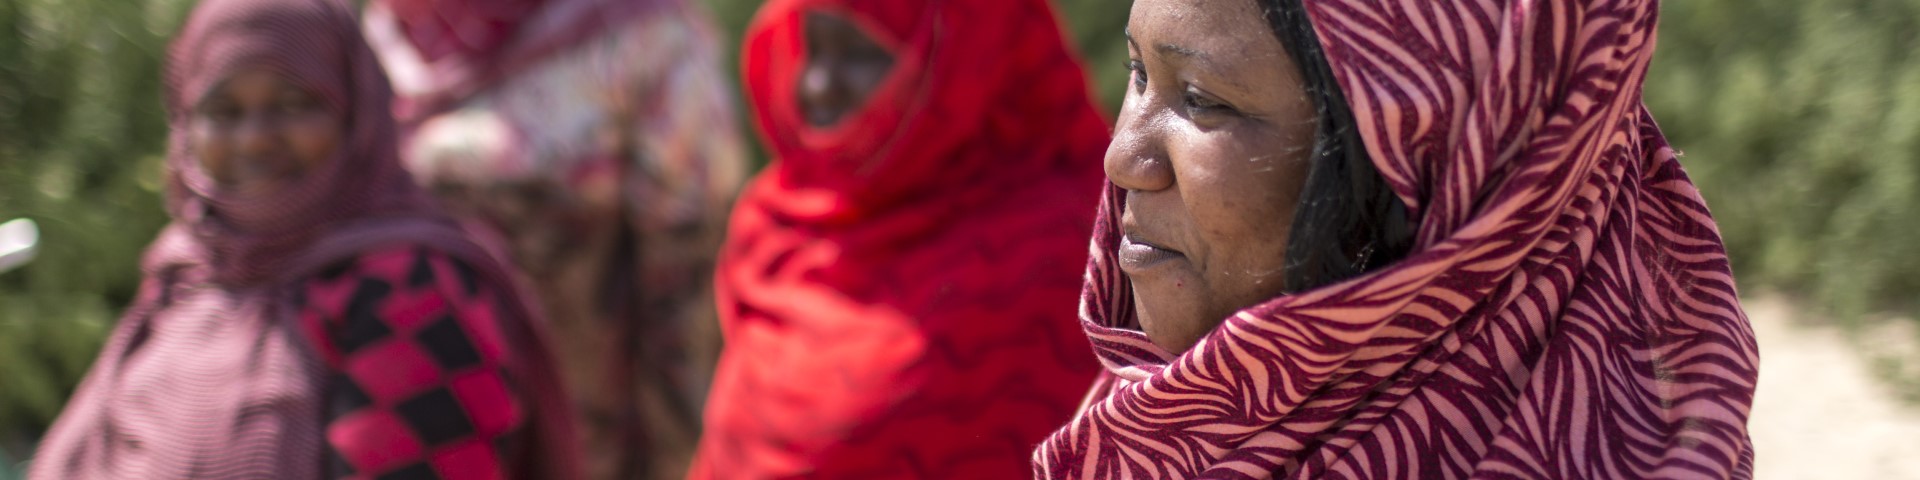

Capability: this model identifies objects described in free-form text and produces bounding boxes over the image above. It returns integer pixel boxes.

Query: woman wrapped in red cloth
[689,0,1112,477]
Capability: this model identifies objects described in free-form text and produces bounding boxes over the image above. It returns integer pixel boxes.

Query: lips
[1118,232,1185,272]
[234,155,301,179]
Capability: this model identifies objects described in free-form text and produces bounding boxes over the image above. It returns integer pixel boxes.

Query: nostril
[1104,135,1174,192]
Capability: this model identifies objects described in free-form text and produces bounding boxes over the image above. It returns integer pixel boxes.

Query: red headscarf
[691,0,1110,477]
[1034,0,1759,478]
[30,0,577,477]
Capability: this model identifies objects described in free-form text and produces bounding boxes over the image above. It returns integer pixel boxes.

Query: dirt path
[1746,295,1920,479]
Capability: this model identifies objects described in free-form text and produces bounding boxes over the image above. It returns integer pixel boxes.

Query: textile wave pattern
[1034,0,1759,478]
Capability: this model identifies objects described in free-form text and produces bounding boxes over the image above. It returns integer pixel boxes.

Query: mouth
[1118,232,1185,273]
[804,108,840,127]
[223,157,305,191]
[802,100,852,128]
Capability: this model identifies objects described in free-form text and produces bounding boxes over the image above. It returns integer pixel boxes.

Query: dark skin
[798,10,895,127]
[190,67,342,196]
[1110,0,1317,353]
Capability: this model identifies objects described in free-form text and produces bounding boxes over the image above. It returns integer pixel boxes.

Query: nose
[800,58,831,101]
[232,111,281,160]
[798,55,845,124]
[1104,100,1174,193]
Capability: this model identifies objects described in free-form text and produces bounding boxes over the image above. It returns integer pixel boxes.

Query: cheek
[1174,132,1308,308]
[190,123,232,182]
[843,61,893,106]
[1178,140,1301,247]
[287,114,344,172]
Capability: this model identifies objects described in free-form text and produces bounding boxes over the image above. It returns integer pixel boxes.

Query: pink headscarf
[157,0,431,286]
[1034,0,1760,478]
[30,0,577,477]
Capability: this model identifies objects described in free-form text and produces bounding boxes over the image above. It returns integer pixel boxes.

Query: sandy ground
[1746,295,1920,479]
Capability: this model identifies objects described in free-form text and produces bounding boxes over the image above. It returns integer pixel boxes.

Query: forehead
[804,10,882,43]
[1128,0,1276,53]
[195,66,319,105]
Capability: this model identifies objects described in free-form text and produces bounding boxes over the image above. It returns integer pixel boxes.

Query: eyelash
[1182,89,1233,115]
[1126,57,1240,119]
[1126,59,1147,89]
[201,104,240,123]
[279,97,314,114]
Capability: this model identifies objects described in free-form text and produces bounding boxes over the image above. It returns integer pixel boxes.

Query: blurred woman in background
[688,0,1110,477]
[360,0,748,477]
[1033,0,1759,477]
[29,0,578,478]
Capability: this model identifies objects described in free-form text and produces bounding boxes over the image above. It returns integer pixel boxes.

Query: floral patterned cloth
[365,2,748,478]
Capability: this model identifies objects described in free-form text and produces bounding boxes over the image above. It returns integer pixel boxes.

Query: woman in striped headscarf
[1034,0,1759,478]
[29,0,578,478]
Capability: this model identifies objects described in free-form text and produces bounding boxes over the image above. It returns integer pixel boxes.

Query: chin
[1131,293,1214,354]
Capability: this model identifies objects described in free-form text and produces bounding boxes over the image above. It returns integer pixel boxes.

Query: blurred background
[3,0,1918,478]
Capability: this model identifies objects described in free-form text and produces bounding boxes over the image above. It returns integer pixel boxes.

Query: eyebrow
[1124,29,1214,64]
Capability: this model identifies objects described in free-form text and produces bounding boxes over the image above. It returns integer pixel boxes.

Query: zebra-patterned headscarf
[1035,0,1759,477]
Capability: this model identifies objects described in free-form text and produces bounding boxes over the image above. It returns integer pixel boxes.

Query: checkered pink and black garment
[299,246,527,480]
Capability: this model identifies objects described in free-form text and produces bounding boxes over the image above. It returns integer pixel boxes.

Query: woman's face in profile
[1108,0,1318,353]
[797,10,895,128]
[190,67,342,196]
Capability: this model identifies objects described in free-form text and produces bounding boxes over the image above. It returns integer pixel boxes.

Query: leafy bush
[1647,0,1920,319]
[0,0,191,455]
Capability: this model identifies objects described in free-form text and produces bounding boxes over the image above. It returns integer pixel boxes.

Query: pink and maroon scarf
[1033,0,1760,478]
[30,0,576,478]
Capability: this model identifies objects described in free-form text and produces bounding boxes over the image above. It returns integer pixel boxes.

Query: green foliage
[1647,0,1920,319]
[1647,0,1920,394]
[0,447,17,480]
[0,0,192,456]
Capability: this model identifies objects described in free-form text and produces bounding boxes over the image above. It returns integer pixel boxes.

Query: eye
[197,101,242,124]
[1182,86,1236,117]
[1126,59,1147,90]
[277,93,320,115]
